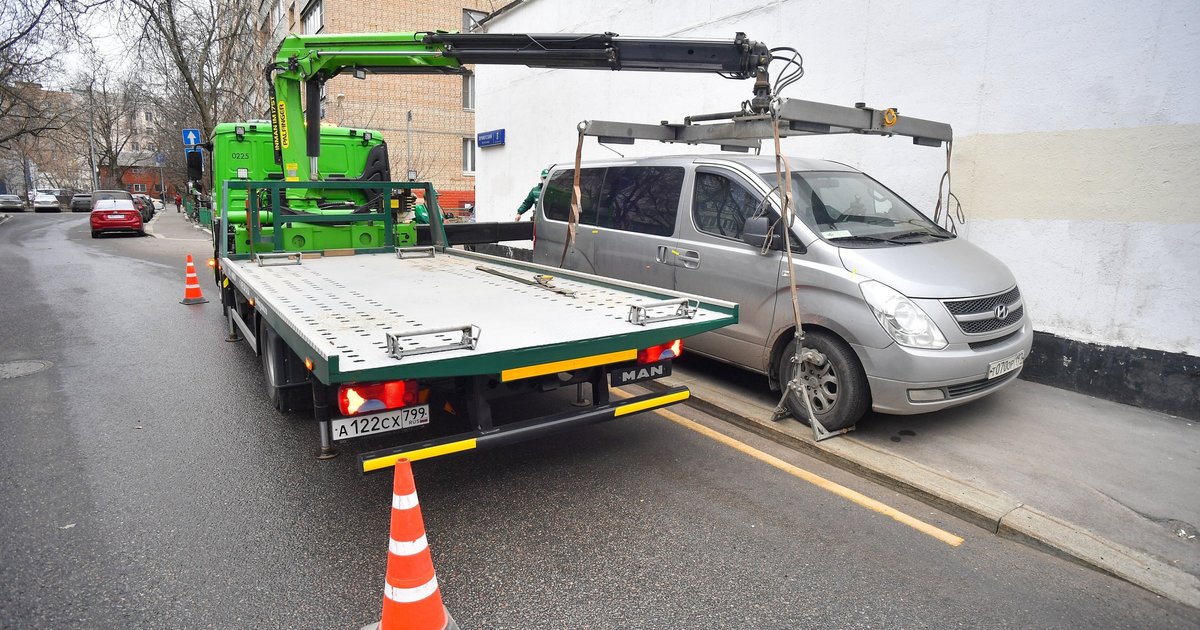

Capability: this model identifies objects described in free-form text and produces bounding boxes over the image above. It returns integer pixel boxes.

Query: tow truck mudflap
[358,386,690,473]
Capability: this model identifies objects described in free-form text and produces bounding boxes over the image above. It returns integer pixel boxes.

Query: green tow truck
[209,31,779,473]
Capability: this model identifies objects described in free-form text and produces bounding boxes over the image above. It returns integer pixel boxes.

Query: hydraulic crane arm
[266,32,772,182]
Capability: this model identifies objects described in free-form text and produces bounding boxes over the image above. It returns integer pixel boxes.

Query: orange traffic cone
[363,459,457,630]
[180,254,209,305]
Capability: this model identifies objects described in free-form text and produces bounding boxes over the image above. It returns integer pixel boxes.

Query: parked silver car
[0,194,24,211]
[533,155,1032,430]
[32,193,61,212]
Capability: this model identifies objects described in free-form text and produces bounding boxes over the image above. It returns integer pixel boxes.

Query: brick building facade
[251,0,489,212]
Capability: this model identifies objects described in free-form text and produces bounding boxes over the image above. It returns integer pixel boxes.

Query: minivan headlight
[860,280,947,349]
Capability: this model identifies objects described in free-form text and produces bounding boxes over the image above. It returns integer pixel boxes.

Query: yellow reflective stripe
[613,389,690,417]
[501,349,637,382]
[362,438,477,473]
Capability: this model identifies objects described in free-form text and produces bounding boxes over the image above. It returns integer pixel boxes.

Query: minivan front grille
[944,287,1021,315]
[947,371,1019,398]
[959,306,1024,334]
[968,329,1020,350]
[943,286,1024,336]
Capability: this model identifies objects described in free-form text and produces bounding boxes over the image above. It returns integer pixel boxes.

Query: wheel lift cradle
[216,180,740,473]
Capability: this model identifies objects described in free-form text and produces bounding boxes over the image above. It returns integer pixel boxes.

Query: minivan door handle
[678,249,701,269]
[655,245,671,264]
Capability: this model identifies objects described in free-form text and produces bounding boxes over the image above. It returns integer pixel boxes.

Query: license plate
[987,351,1025,379]
[610,360,672,387]
[330,404,430,441]
[108,214,123,219]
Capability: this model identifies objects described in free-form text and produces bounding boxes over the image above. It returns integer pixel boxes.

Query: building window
[462,72,475,110]
[462,9,487,32]
[130,183,146,192]
[462,138,476,173]
[302,0,323,34]
[131,140,140,150]
[154,184,163,192]
[144,110,153,123]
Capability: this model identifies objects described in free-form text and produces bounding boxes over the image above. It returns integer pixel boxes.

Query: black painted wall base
[1022,331,1200,421]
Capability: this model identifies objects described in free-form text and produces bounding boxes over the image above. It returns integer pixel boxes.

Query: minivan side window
[595,166,683,237]
[543,168,605,225]
[692,171,761,239]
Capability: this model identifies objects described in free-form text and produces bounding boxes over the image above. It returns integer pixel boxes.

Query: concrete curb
[648,375,1200,610]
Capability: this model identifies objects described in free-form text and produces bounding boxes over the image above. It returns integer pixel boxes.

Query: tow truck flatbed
[222,247,736,385]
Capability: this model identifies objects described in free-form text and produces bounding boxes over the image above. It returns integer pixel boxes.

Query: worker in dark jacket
[515,168,549,221]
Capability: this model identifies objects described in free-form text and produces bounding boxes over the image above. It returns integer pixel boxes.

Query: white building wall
[476,0,1200,355]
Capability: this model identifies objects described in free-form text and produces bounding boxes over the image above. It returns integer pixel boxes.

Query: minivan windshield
[760,171,951,245]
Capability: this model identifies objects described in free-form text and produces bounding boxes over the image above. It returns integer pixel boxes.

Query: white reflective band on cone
[393,491,419,510]
[389,534,429,557]
[384,575,439,604]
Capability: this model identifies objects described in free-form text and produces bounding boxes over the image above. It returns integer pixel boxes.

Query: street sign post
[182,128,201,147]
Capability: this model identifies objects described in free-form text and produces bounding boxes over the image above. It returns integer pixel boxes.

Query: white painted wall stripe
[392,492,419,510]
[384,575,439,604]
[388,534,429,557]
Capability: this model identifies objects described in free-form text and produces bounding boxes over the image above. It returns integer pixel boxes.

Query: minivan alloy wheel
[778,330,869,431]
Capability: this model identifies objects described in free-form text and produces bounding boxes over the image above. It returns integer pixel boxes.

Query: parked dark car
[70,193,92,212]
[131,195,152,222]
[134,194,157,220]
[0,194,24,212]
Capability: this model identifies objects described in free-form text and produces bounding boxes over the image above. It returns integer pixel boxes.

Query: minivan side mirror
[742,215,806,254]
[742,216,773,248]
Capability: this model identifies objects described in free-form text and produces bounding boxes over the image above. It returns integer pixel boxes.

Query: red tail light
[338,380,419,416]
[638,339,683,364]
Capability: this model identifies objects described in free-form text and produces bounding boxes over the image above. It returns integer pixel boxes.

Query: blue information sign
[181,128,202,146]
[477,129,505,148]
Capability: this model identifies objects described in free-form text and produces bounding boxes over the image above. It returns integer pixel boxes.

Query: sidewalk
[655,355,1200,608]
[144,204,210,241]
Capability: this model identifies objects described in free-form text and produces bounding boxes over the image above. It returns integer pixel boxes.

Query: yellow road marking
[613,390,690,417]
[611,389,964,547]
[501,349,637,382]
[362,438,478,473]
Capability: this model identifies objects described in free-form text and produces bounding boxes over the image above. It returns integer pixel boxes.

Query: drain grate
[0,360,52,379]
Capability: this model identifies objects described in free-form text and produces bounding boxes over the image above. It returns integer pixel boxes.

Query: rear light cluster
[338,380,419,416]
[638,339,682,364]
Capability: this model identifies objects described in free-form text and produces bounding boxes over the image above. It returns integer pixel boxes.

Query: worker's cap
[541,168,550,179]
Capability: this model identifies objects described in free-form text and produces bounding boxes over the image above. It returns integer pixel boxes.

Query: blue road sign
[181,128,201,146]
[477,129,505,148]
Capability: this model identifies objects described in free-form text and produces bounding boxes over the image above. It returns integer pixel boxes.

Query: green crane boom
[267,31,772,186]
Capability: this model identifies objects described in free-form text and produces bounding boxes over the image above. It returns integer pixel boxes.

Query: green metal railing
[219,180,447,259]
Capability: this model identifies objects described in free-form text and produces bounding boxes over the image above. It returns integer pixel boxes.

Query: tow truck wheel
[259,318,313,412]
[778,330,868,431]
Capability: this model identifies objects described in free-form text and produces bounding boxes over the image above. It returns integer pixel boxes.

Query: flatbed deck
[222,247,737,384]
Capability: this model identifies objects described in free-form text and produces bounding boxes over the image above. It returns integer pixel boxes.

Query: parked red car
[90,190,144,237]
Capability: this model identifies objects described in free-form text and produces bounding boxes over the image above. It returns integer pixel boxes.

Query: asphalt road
[1,212,1196,629]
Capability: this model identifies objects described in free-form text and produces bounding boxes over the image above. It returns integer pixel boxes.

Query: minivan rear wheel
[778,330,869,431]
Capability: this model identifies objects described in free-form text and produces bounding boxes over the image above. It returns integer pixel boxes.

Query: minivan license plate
[987,351,1025,379]
[331,405,430,441]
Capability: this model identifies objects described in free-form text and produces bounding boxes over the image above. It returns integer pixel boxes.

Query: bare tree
[125,0,261,138]
[0,0,99,148]
[76,61,145,187]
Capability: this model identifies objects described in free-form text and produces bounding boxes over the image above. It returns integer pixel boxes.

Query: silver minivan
[532,155,1032,430]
